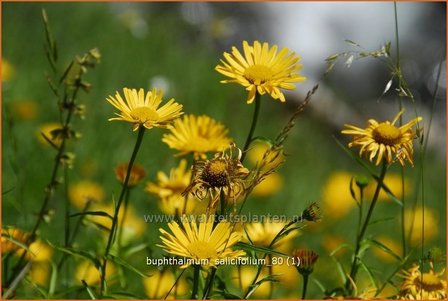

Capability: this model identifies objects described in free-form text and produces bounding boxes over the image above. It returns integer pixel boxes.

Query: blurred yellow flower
[36,123,64,147]
[68,180,104,209]
[142,269,188,299]
[405,207,438,246]
[10,100,39,120]
[88,203,145,246]
[106,88,183,131]
[399,263,446,299]
[231,266,270,298]
[158,215,245,268]
[114,162,146,187]
[342,110,422,166]
[146,159,204,215]
[247,141,285,169]
[216,41,306,103]
[28,262,51,287]
[244,220,298,252]
[252,173,283,197]
[27,240,53,262]
[162,114,232,159]
[2,59,15,81]
[365,173,411,202]
[372,235,402,262]
[75,260,116,286]
[321,171,357,219]
[321,234,347,255]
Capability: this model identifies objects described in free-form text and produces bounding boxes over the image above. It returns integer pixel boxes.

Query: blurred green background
[2,2,446,299]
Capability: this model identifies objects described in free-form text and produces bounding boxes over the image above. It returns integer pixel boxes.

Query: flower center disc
[243,65,274,85]
[372,123,401,145]
[130,107,159,123]
[415,273,445,291]
[202,159,229,187]
[188,241,217,260]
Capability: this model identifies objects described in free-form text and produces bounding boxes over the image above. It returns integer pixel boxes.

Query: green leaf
[49,243,101,269]
[48,261,58,296]
[329,243,353,257]
[81,280,97,300]
[364,238,401,262]
[368,217,395,226]
[312,277,327,293]
[359,260,378,289]
[245,274,279,299]
[70,210,113,219]
[330,255,347,284]
[23,278,48,299]
[122,243,148,258]
[235,242,288,257]
[106,254,149,278]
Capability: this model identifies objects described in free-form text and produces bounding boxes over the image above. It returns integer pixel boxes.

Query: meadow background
[2,2,446,299]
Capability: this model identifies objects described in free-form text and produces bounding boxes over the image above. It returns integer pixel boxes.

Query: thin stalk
[118,189,131,250]
[191,265,200,299]
[100,126,146,296]
[202,267,217,299]
[301,274,309,299]
[243,220,295,299]
[241,93,261,162]
[57,201,91,270]
[393,0,408,259]
[345,162,388,293]
[6,86,78,287]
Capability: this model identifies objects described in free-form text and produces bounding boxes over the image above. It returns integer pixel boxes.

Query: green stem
[6,91,77,287]
[100,126,145,296]
[345,162,388,294]
[191,265,200,299]
[202,266,217,299]
[241,93,261,162]
[301,273,309,300]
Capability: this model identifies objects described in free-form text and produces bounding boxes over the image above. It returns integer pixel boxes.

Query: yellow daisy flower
[146,159,205,215]
[183,145,249,209]
[142,269,188,299]
[216,40,306,104]
[158,215,245,268]
[341,110,422,166]
[398,263,447,299]
[162,114,232,159]
[244,220,299,252]
[106,88,183,131]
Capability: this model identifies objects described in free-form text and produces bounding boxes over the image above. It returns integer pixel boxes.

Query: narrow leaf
[70,210,113,220]
[107,254,149,278]
[235,242,288,257]
[81,280,96,300]
[365,238,401,261]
